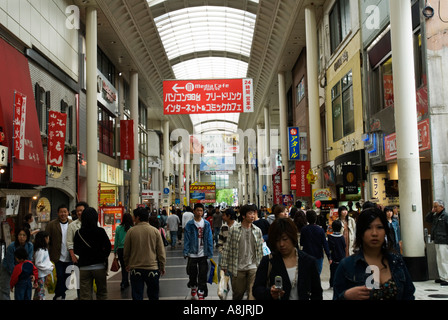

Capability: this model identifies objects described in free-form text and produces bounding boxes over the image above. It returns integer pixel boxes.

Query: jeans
[117,248,129,287]
[170,231,178,248]
[54,261,73,299]
[316,258,323,275]
[130,269,160,300]
[14,279,32,300]
[186,256,208,296]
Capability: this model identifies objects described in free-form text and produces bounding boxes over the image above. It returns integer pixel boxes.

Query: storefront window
[332,70,354,142]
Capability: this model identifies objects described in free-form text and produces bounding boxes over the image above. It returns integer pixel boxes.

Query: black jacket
[252,249,323,300]
[74,227,111,268]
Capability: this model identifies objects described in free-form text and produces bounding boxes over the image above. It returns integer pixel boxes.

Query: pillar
[130,71,139,210]
[264,106,272,207]
[86,6,98,209]
[278,72,290,195]
[305,5,323,188]
[390,0,427,280]
[163,119,170,190]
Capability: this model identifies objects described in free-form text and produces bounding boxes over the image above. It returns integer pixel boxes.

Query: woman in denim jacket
[333,207,415,300]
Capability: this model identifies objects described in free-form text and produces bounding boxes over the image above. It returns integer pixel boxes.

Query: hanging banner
[288,127,300,160]
[296,161,311,197]
[13,91,26,160]
[120,119,134,160]
[273,167,282,205]
[47,111,67,169]
[163,78,253,115]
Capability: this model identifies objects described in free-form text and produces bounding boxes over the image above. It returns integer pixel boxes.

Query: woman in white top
[337,206,356,256]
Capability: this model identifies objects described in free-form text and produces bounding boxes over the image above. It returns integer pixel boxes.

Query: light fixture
[422,4,434,18]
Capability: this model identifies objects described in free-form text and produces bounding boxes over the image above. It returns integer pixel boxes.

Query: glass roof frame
[151,3,258,134]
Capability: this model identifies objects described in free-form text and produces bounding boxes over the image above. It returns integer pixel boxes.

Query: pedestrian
[213,206,224,247]
[176,208,183,244]
[9,247,38,300]
[293,209,307,247]
[385,206,401,254]
[221,204,264,300]
[253,208,270,241]
[73,207,111,300]
[273,204,288,219]
[66,201,88,299]
[182,206,194,229]
[0,227,33,300]
[124,207,166,300]
[33,231,53,300]
[333,207,415,300]
[337,205,356,256]
[425,200,448,285]
[217,208,238,255]
[113,212,134,290]
[183,203,214,300]
[166,211,181,249]
[300,210,332,274]
[22,213,40,240]
[252,218,322,300]
[328,220,346,288]
[45,204,72,300]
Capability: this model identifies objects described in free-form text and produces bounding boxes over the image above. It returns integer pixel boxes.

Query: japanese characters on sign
[120,119,134,160]
[13,91,27,160]
[47,111,67,169]
[163,78,253,115]
[288,127,299,160]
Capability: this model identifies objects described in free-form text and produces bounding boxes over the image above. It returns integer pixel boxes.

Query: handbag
[217,270,230,300]
[110,257,120,272]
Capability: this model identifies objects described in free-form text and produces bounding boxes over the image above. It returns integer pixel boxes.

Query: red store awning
[0,38,46,186]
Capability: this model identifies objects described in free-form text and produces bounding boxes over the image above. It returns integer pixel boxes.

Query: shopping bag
[46,262,57,294]
[110,257,120,272]
[207,258,218,284]
[217,270,230,300]
[262,242,271,256]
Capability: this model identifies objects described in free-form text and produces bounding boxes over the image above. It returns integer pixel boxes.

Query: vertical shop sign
[120,119,134,160]
[288,127,300,160]
[296,161,311,197]
[13,91,26,160]
[273,167,282,205]
[47,111,67,168]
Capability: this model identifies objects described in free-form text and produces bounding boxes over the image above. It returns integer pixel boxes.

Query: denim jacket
[333,250,415,300]
[183,218,213,258]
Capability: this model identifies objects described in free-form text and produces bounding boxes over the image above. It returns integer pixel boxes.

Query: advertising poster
[190,183,216,204]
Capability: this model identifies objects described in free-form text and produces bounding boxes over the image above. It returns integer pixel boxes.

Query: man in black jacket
[425,200,448,285]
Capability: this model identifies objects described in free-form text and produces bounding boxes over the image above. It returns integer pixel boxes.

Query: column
[163,119,170,190]
[248,157,254,204]
[242,162,247,204]
[389,0,427,280]
[257,123,265,207]
[85,6,98,209]
[186,155,190,205]
[278,72,290,195]
[130,71,139,210]
[264,106,272,207]
[305,5,323,188]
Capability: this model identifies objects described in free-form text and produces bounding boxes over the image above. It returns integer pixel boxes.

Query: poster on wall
[99,206,124,247]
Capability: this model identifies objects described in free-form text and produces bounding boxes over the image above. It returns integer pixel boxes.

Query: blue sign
[163,188,170,194]
[262,185,267,192]
[288,127,300,160]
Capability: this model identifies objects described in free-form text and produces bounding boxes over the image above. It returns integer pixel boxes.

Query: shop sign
[288,127,300,160]
[120,119,134,160]
[343,164,358,194]
[273,167,282,205]
[335,150,366,185]
[296,161,311,197]
[47,111,67,176]
[312,188,332,202]
[384,118,431,161]
[13,91,26,160]
[97,71,118,115]
[163,78,253,115]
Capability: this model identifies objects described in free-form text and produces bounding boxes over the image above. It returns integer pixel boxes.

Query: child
[10,247,38,300]
[33,231,54,300]
[328,219,346,288]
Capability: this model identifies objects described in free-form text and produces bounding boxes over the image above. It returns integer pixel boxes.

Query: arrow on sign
[172,84,184,93]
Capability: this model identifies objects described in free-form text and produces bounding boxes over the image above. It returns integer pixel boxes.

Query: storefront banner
[343,164,358,194]
[13,91,26,160]
[47,111,67,167]
[163,78,253,115]
[120,119,134,160]
[288,127,299,160]
[384,119,431,161]
[189,183,216,204]
[273,167,282,205]
[290,171,297,190]
[296,161,311,197]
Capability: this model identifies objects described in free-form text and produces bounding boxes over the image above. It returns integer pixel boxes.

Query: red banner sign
[13,91,26,160]
[296,161,311,197]
[47,111,67,167]
[120,119,134,160]
[163,78,253,115]
[384,118,431,161]
[273,168,282,205]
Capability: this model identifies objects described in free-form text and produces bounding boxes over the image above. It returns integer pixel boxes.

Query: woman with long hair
[332,208,415,300]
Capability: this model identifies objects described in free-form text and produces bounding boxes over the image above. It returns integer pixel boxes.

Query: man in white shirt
[166,212,180,249]
[182,206,194,229]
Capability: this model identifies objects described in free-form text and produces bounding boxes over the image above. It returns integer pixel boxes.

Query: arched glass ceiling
[151,4,257,134]
[172,57,248,80]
